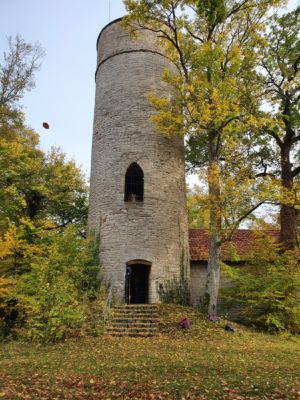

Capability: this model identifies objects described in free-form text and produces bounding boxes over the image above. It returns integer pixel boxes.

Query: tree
[0,35,45,233]
[0,116,91,339]
[0,112,88,236]
[0,36,99,341]
[1,225,102,342]
[0,36,87,232]
[187,184,210,228]
[0,35,44,113]
[222,231,300,334]
[261,8,300,250]
[124,0,282,314]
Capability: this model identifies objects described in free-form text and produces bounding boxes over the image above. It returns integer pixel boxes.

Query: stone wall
[88,19,189,303]
[190,261,207,306]
[190,261,244,319]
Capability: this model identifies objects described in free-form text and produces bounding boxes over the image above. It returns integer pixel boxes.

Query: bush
[221,234,300,334]
[16,265,85,342]
[158,252,190,306]
[0,226,103,342]
[0,277,17,339]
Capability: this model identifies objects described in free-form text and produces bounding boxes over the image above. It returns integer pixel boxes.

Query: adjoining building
[189,229,279,308]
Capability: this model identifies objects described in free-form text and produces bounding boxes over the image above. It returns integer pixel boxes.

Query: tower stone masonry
[88,18,189,304]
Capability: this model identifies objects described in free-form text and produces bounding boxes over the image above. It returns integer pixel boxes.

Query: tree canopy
[0,36,101,342]
[124,0,298,314]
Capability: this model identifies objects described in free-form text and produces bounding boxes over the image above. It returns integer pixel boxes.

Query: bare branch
[0,35,44,110]
[292,165,300,178]
[221,201,266,244]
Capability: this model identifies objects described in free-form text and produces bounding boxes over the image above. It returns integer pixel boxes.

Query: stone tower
[88,18,189,304]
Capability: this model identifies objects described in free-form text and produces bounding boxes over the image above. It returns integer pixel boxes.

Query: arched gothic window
[125,163,144,202]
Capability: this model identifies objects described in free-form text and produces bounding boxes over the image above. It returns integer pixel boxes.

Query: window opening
[125,162,144,202]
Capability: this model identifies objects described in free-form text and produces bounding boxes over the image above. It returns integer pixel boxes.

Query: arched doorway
[125,260,151,304]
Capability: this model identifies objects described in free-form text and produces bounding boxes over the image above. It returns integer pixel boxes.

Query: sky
[0,0,299,180]
[0,0,126,177]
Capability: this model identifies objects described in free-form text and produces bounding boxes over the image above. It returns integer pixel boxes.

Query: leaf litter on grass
[0,305,299,399]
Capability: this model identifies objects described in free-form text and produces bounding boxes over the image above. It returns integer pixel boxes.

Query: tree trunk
[206,131,222,315]
[207,233,221,313]
[280,143,297,250]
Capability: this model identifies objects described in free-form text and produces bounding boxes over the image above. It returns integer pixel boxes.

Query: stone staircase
[106,304,159,337]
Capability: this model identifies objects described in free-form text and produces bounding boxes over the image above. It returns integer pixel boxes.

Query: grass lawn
[0,305,299,399]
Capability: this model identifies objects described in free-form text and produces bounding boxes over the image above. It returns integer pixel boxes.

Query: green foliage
[196,0,227,26]
[79,233,102,300]
[262,7,300,129]
[0,111,88,229]
[15,262,85,342]
[158,252,190,306]
[221,235,300,334]
[0,112,93,342]
[0,36,99,343]
[124,0,285,313]
[41,148,88,228]
[260,7,300,249]
[187,185,210,228]
[197,292,210,315]
[1,227,102,342]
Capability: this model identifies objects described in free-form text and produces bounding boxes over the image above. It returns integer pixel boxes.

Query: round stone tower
[88,18,189,304]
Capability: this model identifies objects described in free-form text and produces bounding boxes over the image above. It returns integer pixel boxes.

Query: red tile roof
[189,229,279,262]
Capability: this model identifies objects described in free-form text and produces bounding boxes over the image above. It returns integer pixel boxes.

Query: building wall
[190,261,207,306]
[190,261,237,314]
[88,19,189,303]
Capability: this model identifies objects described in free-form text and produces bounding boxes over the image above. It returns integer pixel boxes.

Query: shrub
[16,264,85,342]
[221,235,300,334]
[1,226,103,342]
[158,251,190,306]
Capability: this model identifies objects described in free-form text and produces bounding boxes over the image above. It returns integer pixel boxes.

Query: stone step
[112,313,158,319]
[106,328,158,335]
[112,317,158,323]
[113,309,158,313]
[110,322,158,328]
[113,310,158,313]
[106,304,159,337]
[113,310,158,315]
[113,307,157,311]
[114,304,158,308]
[111,318,158,323]
[107,326,159,332]
[112,321,158,326]
[107,331,157,337]
[113,308,158,313]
